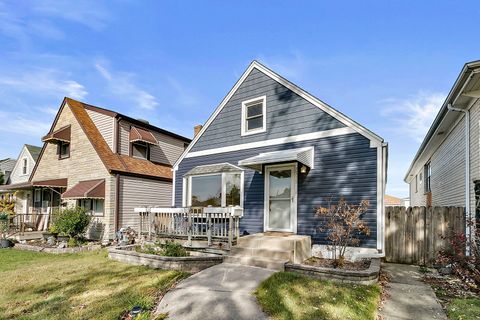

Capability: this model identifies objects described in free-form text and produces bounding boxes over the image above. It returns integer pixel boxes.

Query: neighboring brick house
[29,97,190,241]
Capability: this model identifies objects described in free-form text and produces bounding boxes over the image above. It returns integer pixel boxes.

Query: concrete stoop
[225,233,311,271]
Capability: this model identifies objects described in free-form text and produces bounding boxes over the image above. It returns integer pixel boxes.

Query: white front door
[264,163,297,233]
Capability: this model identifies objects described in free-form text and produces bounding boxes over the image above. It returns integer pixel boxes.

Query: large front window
[188,172,242,207]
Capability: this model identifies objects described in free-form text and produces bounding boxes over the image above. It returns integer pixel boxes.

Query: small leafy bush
[137,241,188,257]
[52,206,92,239]
[161,241,188,257]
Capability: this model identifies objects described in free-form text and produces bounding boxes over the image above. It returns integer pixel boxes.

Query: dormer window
[129,126,157,160]
[131,141,150,160]
[241,96,266,136]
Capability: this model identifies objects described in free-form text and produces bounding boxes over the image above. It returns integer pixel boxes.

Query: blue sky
[0,1,479,197]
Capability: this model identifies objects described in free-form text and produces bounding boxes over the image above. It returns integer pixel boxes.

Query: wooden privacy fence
[385,206,465,266]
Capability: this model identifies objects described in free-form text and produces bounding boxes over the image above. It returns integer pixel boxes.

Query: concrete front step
[224,255,288,271]
[236,233,312,264]
[230,246,293,261]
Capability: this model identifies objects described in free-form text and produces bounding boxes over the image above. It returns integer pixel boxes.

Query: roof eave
[404,60,480,182]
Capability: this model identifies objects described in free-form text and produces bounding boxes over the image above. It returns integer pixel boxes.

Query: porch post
[228,214,233,249]
[187,210,192,246]
[207,212,212,246]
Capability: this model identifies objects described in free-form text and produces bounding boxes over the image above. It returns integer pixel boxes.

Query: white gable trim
[10,145,36,182]
[173,60,383,169]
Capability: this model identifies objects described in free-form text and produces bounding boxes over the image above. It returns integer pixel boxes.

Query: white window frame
[241,95,266,136]
[78,199,104,217]
[21,157,28,176]
[185,171,244,208]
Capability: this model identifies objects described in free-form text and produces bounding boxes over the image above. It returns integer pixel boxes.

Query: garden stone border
[285,258,380,285]
[14,243,102,254]
[108,245,224,273]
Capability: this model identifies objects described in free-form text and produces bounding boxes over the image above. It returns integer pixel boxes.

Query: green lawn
[0,249,188,320]
[255,272,380,320]
[447,298,480,320]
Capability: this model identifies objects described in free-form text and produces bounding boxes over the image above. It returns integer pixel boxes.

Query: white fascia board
[174,60,383,170]
[185,127,355,159]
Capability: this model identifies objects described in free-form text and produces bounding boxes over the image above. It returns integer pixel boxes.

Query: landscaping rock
[439,265,453,276]
[58,242,67,249]
[47,236,56,246]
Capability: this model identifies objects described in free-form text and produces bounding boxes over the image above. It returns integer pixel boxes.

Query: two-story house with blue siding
[172,61,388,255]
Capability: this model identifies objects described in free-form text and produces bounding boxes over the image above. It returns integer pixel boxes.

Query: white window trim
[184,171,244,208]
[241,95,266,136]
[21,157,28,176]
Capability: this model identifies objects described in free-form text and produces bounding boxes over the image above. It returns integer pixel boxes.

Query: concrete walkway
[380,263,447,320]
[156,263,274,320]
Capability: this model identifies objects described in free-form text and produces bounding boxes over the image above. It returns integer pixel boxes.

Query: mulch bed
[303,257,371,270]
[423,272,479,304]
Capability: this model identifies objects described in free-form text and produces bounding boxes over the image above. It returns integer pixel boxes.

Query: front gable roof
[31,98,173,181]
[174,60,384,169]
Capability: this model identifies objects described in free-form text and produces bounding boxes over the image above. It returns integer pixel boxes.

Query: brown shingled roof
[30,98,173,181]
[65,98,173,180]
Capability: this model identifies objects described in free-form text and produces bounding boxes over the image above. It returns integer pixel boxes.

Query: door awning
[238,147,314,171]
[42,125,71,143]
[62,179,105,199]
[184,163,242,176]
[32,178,68,188]
[129,126,158,145]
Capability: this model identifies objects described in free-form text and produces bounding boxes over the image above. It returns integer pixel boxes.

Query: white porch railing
[135,206,243,248]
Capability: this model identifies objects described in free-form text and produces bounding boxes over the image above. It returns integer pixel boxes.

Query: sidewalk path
[380,263,447,320]
[155,263,274,320]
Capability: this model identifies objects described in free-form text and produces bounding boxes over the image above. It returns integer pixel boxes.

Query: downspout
[447,104,471,252]
[114,173,120,232]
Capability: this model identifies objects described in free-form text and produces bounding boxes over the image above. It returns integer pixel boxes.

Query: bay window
[186,172,243,207]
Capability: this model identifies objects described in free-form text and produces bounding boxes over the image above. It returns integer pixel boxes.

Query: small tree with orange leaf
[316,196,370,267]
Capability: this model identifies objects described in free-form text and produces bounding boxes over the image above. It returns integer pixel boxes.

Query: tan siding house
[29,98,190,241]
[405,60,480,245]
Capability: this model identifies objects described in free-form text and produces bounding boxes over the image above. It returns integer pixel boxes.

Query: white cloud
[95,62,158,110]
[0,110,50,136]
[0,68,87,99]
[380,91,446,142]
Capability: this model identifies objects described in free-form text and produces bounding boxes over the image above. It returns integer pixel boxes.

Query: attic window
[22,158,28,175]
[131,141,150,160]
[241,96,266,136]
[58,141,70,159]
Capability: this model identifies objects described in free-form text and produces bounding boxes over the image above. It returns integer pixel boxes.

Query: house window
[188,172,243,207]
[22,158,28,175]
[58,141,70,159]
[78,199,104,216]
[424,162,432,193]
[241,96,266,136]
[131,142,150,160]
[415,175,418,193]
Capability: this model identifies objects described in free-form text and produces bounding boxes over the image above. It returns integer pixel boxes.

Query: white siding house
[405,60,480,246]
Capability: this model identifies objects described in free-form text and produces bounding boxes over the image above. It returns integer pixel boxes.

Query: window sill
[241,128,266,137]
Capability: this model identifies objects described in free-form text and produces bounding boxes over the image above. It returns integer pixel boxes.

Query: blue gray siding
[191,68,346,152]
[176,133,378,247]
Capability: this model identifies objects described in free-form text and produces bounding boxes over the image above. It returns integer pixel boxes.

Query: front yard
[0,249,188,320]
[255,272,381,320]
